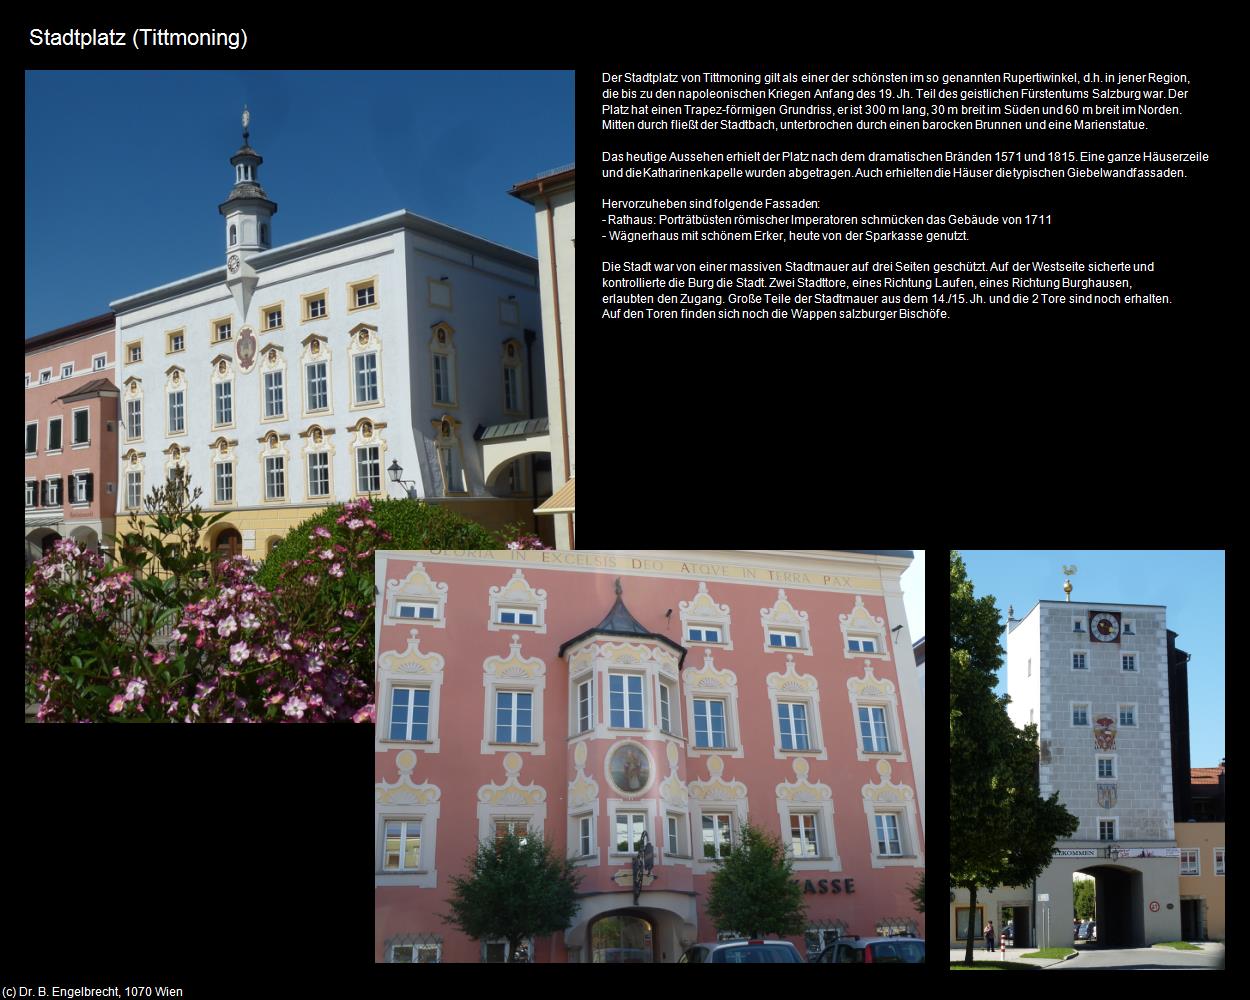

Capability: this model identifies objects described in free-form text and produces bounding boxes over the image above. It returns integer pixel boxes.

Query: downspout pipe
[524,327,537,534]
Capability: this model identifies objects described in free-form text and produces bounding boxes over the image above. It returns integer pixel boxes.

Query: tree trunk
[964,884,977,964]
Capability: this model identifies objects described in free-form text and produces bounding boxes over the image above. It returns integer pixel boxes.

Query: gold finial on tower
[1062,565,1077,602]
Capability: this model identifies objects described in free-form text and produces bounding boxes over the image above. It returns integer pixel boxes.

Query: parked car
[1088,922,1097,941]
[678,939,804,963]
[815,936,926,964]
[1076,921,1093,940]
[1004,921,1014,944]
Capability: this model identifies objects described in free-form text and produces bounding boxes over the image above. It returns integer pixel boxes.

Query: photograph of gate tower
[105,106,551,555]
[374,550,925,962]
[952,583,1194,949]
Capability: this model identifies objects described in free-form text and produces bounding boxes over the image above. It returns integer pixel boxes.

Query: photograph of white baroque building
[109,110,553,555]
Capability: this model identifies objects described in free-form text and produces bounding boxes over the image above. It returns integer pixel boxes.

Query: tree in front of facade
[908,871,925,915]
[441,831,583,962]
[704,820,807,940]
[949,551,1079,963]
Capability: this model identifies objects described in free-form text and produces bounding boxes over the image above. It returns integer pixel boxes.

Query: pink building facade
[374,550,924,962]
[25,314,119,564]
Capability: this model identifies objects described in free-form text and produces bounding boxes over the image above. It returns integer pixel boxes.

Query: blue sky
[901,549,925,641]
[25,70,574,337]
[958,550,1225,768]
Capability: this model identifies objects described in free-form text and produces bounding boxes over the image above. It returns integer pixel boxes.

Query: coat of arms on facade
[236,326,257,371]
[1097,783,1117,808]
[1094,716,1117,750]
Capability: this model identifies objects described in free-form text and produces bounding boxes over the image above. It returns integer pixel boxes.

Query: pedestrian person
[985,920,995,952]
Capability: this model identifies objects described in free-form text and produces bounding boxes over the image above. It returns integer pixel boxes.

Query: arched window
[229,225,237,247]
[261,224,268,244]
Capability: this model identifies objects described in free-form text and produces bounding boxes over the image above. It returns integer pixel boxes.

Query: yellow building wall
[115,505,331,559]
[1175,822,1225,940]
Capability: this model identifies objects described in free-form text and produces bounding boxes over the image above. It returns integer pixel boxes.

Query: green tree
[704,820,807,939]
[908,871,925,915]
[949,551,1079,962]
[441,831,583,962]
[1073,877,1096,920]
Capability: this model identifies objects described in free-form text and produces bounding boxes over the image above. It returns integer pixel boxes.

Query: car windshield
[869,941,925,963]
[713,944,800,963]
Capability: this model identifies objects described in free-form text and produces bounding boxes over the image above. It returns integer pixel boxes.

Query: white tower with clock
[1004,596,1180,947]
[218,106,277,320]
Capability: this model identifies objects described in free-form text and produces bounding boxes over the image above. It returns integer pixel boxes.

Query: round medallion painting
[607,743,652,796]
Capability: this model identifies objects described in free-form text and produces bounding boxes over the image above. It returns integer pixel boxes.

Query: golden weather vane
[1062,565,1077,601]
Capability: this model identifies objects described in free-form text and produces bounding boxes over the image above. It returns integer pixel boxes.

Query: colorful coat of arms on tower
[1097,783,1117,808]
[1094,716,1117,750]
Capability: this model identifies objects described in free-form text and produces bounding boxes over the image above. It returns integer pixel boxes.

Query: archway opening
[1076,864,1145,948]
[590,912,654,963]
[213,527,243,565]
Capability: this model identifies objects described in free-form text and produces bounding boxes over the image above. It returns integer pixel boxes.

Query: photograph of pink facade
[374,549,925,963]
[25,313,119,565]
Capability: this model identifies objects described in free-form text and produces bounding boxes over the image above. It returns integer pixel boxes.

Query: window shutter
[85,473,94,502]
[55,477,63,504]
[39,480,47,507]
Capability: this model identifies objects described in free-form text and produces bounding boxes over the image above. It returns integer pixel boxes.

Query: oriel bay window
[616,812,648,854]
[576,677,593,734]
[608,674,644,729]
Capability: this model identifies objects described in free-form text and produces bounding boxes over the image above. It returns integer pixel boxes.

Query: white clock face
[227,254,241,274]
[1090,612,1120,641]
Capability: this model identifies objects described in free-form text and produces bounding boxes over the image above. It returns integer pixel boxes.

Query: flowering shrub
[255,497,502,589]
[496,521,552,551]
[24,479,380,724]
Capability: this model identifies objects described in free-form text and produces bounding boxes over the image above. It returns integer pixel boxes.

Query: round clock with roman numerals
[227,253,241,275]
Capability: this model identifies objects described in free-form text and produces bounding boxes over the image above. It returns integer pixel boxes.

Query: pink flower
[217,615,238,638]
[24,585,35,609]
[312,526,331,539]
[304,653,324,675]
[149,650,168,665]
[283,697,308,719]
[303,575,318,587]
[125,679,146,702]
[318,548,334,561]
[328,563,344,578]
[111,667,122,678]
[238,611,259,630]
[345,518,364,530]
[507,541,521,550]
[109,695,127,714]
[268,693,285,705]
[274,630,292,650]
[352,704,376,724]
[229,641,250,665]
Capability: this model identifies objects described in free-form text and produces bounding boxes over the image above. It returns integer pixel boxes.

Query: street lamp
[387,460,419,500]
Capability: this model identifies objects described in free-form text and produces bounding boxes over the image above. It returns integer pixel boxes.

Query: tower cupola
[218,105,277,260]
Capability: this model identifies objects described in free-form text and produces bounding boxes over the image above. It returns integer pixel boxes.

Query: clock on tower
[1088,610,1121,643]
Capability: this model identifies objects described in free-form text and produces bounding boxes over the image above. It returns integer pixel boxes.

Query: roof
[55,378,119,402]
[534,477,574,514]
[25,312,116,353]
[476,417,549,441]
[509,164,575,203]
[110,211,537,315]
[1190,768,1224,785]
[558,576,687,665]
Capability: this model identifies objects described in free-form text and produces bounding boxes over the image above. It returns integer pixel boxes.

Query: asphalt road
[1048,943,1224,970]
